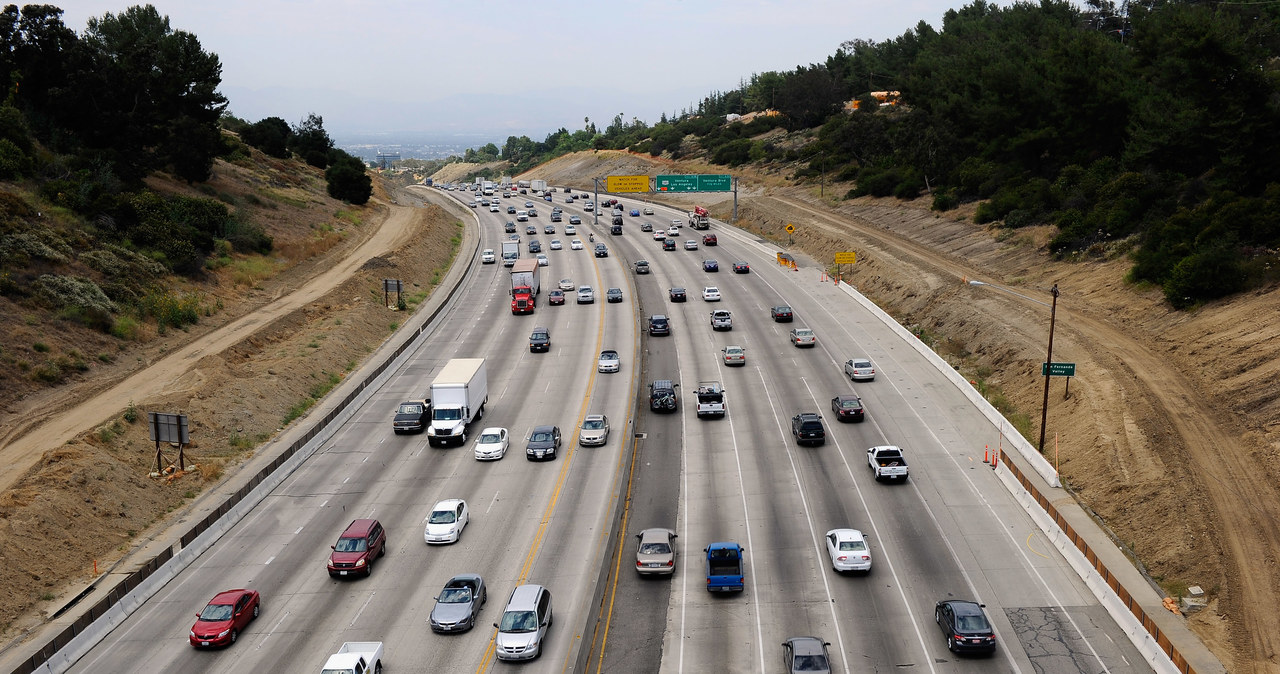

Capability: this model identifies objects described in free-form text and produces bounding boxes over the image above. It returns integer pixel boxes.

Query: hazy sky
[55,1,976,142]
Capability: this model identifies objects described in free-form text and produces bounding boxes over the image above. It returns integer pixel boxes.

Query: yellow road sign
[834,252,857,264]
[785,223,796,234]
[606,175,650,193]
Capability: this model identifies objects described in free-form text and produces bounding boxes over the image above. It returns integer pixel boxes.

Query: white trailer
[427,359,489,447]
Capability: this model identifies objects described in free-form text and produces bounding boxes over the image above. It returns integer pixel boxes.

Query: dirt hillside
[533,150,1280,672]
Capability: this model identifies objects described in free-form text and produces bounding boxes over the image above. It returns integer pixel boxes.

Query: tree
[288,113,333,168]
[68,5,228,182]
[325,150,372,204]
[241,117,291,158]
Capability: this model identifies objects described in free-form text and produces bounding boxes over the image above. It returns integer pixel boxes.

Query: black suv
[648,314,671,336]
[634,260,650,274]
[505,222,517,233]
[935,600,997,654]
[529,327,550,353]
[791,413,826,446]
[649,380,679,412]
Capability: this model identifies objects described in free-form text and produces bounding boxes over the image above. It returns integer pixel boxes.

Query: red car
[190,589,260,647]
[548,289,565,305]
[702,234,717,246]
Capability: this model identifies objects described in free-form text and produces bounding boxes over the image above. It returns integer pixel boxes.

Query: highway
[66,185,1152,673]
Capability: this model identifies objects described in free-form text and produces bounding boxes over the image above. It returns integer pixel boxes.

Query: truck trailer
[510,259,540,314]
[427,359,489,447]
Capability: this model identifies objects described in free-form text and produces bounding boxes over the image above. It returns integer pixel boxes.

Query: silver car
[579,414,610,446]
[635,528,677,576]
[844,358,876,381]
[430,574,487,633]
[598,349,620,373]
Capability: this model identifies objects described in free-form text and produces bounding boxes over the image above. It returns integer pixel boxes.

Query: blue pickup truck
[704,542,745,592]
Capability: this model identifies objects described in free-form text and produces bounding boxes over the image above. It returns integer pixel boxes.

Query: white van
[494,584,552,661]
[516,210,529,222]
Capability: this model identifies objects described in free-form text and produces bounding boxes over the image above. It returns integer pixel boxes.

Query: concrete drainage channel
[5,193,479,674]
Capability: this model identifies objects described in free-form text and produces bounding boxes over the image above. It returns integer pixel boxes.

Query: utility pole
[1038,284,1061,454]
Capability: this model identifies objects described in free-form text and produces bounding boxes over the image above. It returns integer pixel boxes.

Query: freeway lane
[69,189,639,673]
[581,193,1151,673]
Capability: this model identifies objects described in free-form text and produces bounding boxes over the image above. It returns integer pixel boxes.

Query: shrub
[33,274,117,315]
[1163,243,1246,309]
[932,189,959,212]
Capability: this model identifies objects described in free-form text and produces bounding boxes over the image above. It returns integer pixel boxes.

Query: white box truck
[321,641,383,674]
[530,179,547,193]
[427,358,488,447]
[501,241,520,267]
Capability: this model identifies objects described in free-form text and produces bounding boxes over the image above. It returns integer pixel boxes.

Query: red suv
[702,234,717,246]
[327,518,387,578]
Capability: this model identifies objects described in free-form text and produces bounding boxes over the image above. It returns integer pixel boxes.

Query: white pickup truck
[321,641,383,674]
[867,445,909,482]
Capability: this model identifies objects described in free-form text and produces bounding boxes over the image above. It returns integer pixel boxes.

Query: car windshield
[727,349,742,355]
[397,403,423,414]
[640,542,670,555]
[198,604,234,621]
[600,351,617,360]
[499,610,538,632]
[777,306,791,313]
[839,540,867,551]
[429,510,457,524]
[532,332,548,340]
[793,654,829,671]
[434,408,462,421]
[840,400,860,409]
[479,433,502,443]
[334,536,367,552]
[531,431,553,443]
[956,614,990,631]
[438,587,471,604]
[583,420,605,430]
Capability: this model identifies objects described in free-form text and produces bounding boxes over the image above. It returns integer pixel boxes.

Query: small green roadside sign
[1042,362,1077,377]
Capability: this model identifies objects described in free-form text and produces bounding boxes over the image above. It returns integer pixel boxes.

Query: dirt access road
[0,202,423,495]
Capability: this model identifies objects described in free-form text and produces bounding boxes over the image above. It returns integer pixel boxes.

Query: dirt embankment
[532,150,1280,672]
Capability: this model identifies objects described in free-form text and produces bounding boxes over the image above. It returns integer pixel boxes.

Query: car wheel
[946,634,957,652]
[253,604,260,618]
[374,663,383,674]
[229,629,238,644]
[379,541,386,558]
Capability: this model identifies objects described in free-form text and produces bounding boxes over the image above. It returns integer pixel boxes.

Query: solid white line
[264,555,275,566]
[294,526,304,535]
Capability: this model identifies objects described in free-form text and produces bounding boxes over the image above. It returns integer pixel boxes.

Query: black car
[641,222,653,232]
[507,206,516,214]
[733,261,750,273]
[669,287,686,302]
[771,305,793,322]
[662,238,677,251]
[648,314,671,336]
[612,215,624,226]
[525,425,562,461]
[606,288,623,303]
[830,394,865,422]
[544,224,555,234]
[634,260,650,274]
[529,327,550,353]
[703,259,719,272]
[649,379,679,412]
[594,243,609,257]
[790,413,826,446]
[505,221,517,233]
[528,240,542,253]
[525,224,537,235]
[528,208,538,217]
[935,600,997,654]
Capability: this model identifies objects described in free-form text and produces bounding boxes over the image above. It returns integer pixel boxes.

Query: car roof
[600,349,618,356]
[826,528,864,541]
[726,345,744,350]
[531,326,548,333]
[584,414,605,422]
[209,589,252,604]
[432,498,464,510]
[944,599,986,615]
[532,424,556,433]
[479,427,505,435]
[784,636,828,655]
[833,394,860,402]
[341,518,379,536]
[796,412,821,420]
[638,527,674,541]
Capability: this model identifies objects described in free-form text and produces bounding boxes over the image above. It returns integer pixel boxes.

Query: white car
[653,230,667,241]
[684,240,698,250]
[598,349,620,373]
[790,327,817,347]
[722,345,746,366]
[826,528,872,573]
[559,278,575,291]
[565,224,577,234]
[579,414,610,446]
[671,219,683,228]
[424,499,469,544]
[577,286,594,304]
[570,239,584,250]
[643,206,654,215]
[702,286,721,301]
[489,205,500,212]
[481,249,496,264]
[474,427,509,460]
[536,254,549,266]
[844,358,876,381]
[667,226,680,237]
[549,239,562,250]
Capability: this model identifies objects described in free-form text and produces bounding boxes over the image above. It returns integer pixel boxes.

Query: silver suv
[494,584,553,661]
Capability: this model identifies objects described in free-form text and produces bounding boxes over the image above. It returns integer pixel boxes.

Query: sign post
[383,279,403,310]
[148,412,191,476]
[1042,361,1077,398]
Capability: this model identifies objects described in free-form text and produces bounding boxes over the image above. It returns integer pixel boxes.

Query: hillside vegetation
[474,0,1280,309]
